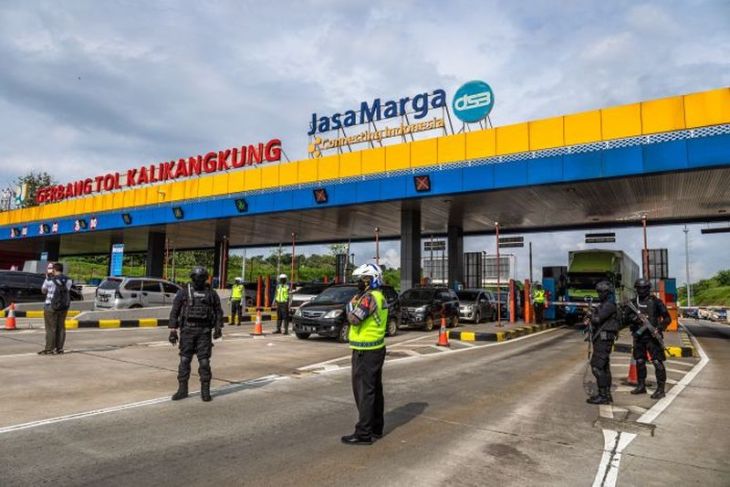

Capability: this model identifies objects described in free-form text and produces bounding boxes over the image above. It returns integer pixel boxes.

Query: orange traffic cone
[4,303,17,330]
[436,314,450,347]
[626,357,638,385]
[251,309,264,336]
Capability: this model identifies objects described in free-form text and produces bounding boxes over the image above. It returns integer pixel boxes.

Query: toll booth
[659,278,679,331]
[463,252,483,289]
[542,278,556,320]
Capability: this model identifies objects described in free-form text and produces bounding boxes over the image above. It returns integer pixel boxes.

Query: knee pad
[180,356,192,366]
[635,358,646,367]
[198,358,210,370]
[653,360,665,371]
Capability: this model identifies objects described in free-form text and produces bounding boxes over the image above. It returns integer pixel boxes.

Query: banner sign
[110,244,124,277]
[35,139,282,204]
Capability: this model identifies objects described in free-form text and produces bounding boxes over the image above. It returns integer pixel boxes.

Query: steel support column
[400,204,421,291]
[447,225,463,289]
[145,231,166,278]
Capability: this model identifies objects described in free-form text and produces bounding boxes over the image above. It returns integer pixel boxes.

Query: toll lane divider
[60,314,274,329]
[0,309,81,319]
[447,321,563,342]
[612,341,695,358]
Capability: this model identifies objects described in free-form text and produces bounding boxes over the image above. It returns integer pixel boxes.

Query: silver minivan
[95,277,180,309]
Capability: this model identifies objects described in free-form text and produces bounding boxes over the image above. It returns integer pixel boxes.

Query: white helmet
[278,273,288,281]
[352,263,383,288]
[235,277,243,283]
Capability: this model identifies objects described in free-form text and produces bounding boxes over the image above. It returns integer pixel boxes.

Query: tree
[15,171,56,208]
[716,270,730,287]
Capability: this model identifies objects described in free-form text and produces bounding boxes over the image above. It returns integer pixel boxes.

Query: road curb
[448,321,563,342]
[612,340,695,358]
[0,309,81,319]
[59,314,274,329]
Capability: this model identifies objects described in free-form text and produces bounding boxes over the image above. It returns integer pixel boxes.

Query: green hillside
[678,270,730,306]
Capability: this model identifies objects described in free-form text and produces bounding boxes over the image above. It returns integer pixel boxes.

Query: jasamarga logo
[308,89,447,136]
[452,80,494,124]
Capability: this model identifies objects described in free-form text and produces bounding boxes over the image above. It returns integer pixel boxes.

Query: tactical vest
[348,290,388,351]
[632,296,659,335]
[186,285,213,324]
[275,284,289,303]
[231,284,243,301]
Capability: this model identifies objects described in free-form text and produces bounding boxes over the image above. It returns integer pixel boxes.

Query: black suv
[292,284,401,343]
[399,286,460,331]
[0,271,83,309]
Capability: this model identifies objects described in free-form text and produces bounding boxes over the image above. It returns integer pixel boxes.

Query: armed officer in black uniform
[625,278,671,399]
[168,266,224,402]
[586,281,619,405]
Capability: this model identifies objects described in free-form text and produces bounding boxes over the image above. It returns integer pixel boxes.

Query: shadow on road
[384,401,429,436]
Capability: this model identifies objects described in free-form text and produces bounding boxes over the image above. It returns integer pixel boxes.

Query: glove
[168,329,178,345]
[213,327,222,339]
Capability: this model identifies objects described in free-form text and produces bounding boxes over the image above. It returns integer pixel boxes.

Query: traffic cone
[626,357,638,385]
[436,314,450,347]
[4,303,17,330]
[251,309,264,336]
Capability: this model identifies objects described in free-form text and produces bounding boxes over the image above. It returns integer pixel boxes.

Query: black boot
[201,382,212,402]
[586,388,611,405]
[172,381,188,401]
[650,382,665,399]
[630,381,647,395]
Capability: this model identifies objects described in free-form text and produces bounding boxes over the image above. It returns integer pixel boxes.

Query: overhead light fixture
[172,207,185,220]
[76,219,88,230]
[122,213,133,225]
[313,188,328,204]
[234,198,248,213]
[414,175,431,192]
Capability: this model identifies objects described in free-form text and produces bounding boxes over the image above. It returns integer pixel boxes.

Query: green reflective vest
[533,289,546,304]
[348,289,387,351]
[231,284,243,301]
[275,284,289,303]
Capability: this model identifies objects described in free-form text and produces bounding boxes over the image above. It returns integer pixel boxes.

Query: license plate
[99,295,109,302]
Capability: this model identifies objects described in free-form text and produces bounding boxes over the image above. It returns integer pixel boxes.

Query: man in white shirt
[40,262,72,355]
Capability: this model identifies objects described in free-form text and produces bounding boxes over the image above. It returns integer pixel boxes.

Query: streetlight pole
[374,227,380,266]
[496,222,501,327]
[642,215,650,281]
[684,225,692,307]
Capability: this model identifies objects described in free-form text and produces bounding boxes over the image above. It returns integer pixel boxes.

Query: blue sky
[0,1,728,281]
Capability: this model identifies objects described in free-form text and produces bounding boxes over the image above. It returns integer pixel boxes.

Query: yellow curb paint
[98,320,121,328]
[26,310,44,318]
[496,332,506,342]
[138,319,158,328]
[65,320,78,329]
[461,332,476,341]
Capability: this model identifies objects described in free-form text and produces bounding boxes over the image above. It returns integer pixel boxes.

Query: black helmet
[634,278,651,297]
[190,266,209,288]
[596,281,613,302]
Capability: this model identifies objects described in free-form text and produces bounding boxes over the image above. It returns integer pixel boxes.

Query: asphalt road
[0,320,727,486]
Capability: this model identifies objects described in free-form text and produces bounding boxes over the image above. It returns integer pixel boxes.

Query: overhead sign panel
[585,232,616,243]
[452,80,495,123]
[424,240,446,251]
[498,236,524,248]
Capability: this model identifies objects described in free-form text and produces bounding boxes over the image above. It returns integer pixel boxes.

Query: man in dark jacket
[586,280,619,405]
[625,278,672,399]
[168,266,224,402]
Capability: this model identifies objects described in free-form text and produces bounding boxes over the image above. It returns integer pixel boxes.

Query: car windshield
[295,285,327,295]
[401,288,436,301]
[99,278,122,290]
[457,291,480,301]
[311,286,358,305]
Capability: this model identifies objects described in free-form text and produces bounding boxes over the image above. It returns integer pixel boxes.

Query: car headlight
[415,306,427,313]
[466,305,473,311]
[294,308,303,317]
[324,309,343,319]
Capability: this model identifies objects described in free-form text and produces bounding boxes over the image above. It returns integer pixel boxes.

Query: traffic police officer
[230,277,244,326]
[625,278,672,399]
[341,263,388,445]
[169,266,224,402]
[273,273,290,334]
[586,281,619,405]
[532,283,546,324]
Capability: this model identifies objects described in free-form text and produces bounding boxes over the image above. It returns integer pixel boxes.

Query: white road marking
[0,374,286,435]
[591,326,709,487]
[665,359,694,367]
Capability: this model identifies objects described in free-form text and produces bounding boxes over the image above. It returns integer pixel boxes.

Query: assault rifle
[625,300,665,349]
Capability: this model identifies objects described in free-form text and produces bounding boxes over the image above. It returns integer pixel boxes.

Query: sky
[0,0,729,282]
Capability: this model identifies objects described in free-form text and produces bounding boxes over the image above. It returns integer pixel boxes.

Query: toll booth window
[142,281,162,293]
[125,279,143,291]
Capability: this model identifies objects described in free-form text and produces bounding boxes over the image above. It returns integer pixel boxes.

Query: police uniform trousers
[351,347,386,437]
[633,335,666,384]
[534,303,545,324]
[178,326,213,383]
[276,302,289,332]
[230,299,242,325]
[590,333,615,389]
